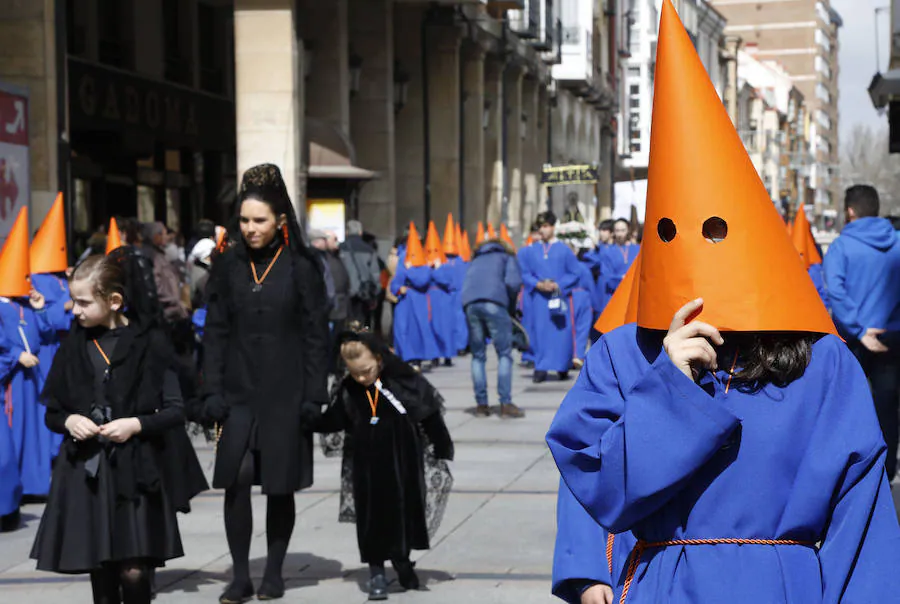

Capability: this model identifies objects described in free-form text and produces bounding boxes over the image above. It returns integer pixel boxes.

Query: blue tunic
[391,257,440,363]
[553,477,637,603]
[596,243,639,313]
[445,256,469,352]
[568,264,594,362]
[520,241,582,373]
[430,263,457,359]
[0,298,55,496]
[517,245,537,363]
[0,328,22,516]
[548,324,900,603]
[808,264,830,311]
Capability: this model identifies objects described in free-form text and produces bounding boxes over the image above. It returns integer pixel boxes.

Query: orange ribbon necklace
[93,339,112,381]
[366,387,380,425]
[250,245,284,293]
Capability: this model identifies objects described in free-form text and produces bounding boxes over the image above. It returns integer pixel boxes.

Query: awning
[868,70,900,109]
[306,118,376,180]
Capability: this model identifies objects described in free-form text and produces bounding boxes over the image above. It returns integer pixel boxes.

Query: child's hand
[29,289,46,310]
[99,418,142,443]
[65,414,101,441]
[18,352,39,368]
[663,298,723,380]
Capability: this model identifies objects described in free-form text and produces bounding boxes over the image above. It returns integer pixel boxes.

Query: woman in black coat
[202,164,330,603]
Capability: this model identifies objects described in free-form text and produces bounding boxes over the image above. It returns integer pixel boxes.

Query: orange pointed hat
[475,222,485,245]
[637,0,835,335]
[500,224,515,248]
[30,192,68,274]
[106,217,123,254]
[791,204,822,270]
[0,207,32,297]
[443,214,459,256]
[455,224,464,258]
[405,222,426,267]
[594,253,641,334]
[487,223,497,240]
[425,221,446,265]
[460,230,472,262]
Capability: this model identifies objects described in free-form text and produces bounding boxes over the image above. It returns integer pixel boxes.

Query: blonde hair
[340,340,374,362]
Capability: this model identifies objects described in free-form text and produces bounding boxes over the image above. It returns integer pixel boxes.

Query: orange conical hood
[525,234,534,247]
[594,253,641,334]
[30,192,68,274]
[460,230,472,262]
[475,222,485,245]
[405,222,426,268]
[487,223,497,240]
[791,204,822,269]
[443,214,459,256]
[637,0,835,335]
[455,224,464,258]
[500,224,515,248]
[106,217,123,254]
[0,207,31,297]
[425,221,446,265]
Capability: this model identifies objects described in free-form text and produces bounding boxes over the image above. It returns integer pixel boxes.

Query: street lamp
[393,61,410,114]
[483,99,492,130]
[349,50,363,97]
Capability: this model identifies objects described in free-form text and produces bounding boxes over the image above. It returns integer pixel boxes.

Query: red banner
[0,89,28,146]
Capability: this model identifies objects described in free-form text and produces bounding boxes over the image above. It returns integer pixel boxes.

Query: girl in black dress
[30,250,190,604]
[201,164,330,603]
[317,330,454,601]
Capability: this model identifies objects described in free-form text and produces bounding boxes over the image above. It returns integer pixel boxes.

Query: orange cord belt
[607,535,814,604]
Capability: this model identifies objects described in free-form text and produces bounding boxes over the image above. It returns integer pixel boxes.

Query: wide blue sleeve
[519,248,540,292]
[814,342,900,602]
[504,254,523,297]
[0,328,20,381]
[390,262,409,297]
[546,337,741,533]
[557,247,582,293]
[432,265,453,290]
[42,299,73,332]
[823,240,863,339]
[552,478,612,603]
[31,307,57,340]
[406,266,433,290]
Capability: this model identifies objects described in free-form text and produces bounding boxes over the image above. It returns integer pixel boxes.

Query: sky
[833,0,892,144]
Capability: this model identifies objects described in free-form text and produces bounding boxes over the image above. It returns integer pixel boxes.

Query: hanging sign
[0,82,29,243]
[541,164,599,186]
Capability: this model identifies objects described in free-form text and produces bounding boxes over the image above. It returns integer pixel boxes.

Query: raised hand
[662,298,724,380]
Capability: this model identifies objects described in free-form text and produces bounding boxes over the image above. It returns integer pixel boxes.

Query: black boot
[256,576,285,600]
[368,573,388,601]
[0,507,20,532]
[393,559,420,591]
[532,371,548,384]
[219,580,254,604]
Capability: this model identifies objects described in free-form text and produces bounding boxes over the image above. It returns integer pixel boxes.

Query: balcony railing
[552,0,592,84]
[510,0,541,39]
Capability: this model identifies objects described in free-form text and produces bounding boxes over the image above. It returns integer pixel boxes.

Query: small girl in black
[30,251,191,604]
[316,330,454,601]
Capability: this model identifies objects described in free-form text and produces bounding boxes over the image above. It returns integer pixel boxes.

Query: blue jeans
[466,301,513,405]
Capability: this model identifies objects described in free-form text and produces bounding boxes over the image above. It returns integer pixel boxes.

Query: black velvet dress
[318,355,454,563]
[30,325,185,573]
[203,241,330,494]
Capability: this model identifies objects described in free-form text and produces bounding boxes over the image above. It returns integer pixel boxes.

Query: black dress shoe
[394,560,420,591]
[559,371,570,381]
[0,508,21,532]
[368,574,388,601]
[256,577,285,600]
[219,581,254,604]
[533,371,548,384]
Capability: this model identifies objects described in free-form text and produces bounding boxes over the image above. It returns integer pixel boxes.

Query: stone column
[234,0,305,214]
[299,0,349,134]
[393,5,425,233]
[0,0,60,226]
[483,55,503,228]
[504,64,524,232]
[521,76,542,236]
[426,25,461,225]
[349,0,395,239]
[461,42,486,230]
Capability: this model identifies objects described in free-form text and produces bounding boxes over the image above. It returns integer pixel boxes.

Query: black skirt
[30,439,184,574]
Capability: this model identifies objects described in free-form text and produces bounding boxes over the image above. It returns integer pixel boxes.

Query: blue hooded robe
[547,324,900,603]
[430,262,457,359]
[0,298,55,496]
[391,256,440,363]
[568,263,594,363]
[596,243,639,313]
[519,241,582,373]
[0,328,23,516]
[445,256,469,352]
[517,244,537,364]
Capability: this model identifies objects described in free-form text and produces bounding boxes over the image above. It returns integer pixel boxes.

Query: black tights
[224,450,296,586]
[90,561,152,604]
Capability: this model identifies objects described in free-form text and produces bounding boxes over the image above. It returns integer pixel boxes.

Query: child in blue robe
[0,294,56,497]
[548,320,900,603]
[596,220,639,314]
[445,255,469,353]
[429,262,457,364]
[568,260,594,368]
[519,212,583,382]
[0,327,23,530]
[391,251,439,367]
[516,243,536,365]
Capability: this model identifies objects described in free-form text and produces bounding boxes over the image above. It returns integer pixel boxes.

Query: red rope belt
[4,382,12,428]
[612,537,814,604]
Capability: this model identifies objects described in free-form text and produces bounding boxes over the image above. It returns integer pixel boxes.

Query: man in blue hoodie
[461,238,524,418]
[824,184,900,479]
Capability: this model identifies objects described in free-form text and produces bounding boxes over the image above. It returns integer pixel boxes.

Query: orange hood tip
[30,192,69,274]
[405,222,427,267]
[106,217,124,254]
[425,221,447,265]
[475,222,486,245]
[0,206,32,298]
[633,0,837,337]
[460,230,472,262]
[443,214,459,256]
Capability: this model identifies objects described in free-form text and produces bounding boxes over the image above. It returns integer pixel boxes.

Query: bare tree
[840,124,900,216]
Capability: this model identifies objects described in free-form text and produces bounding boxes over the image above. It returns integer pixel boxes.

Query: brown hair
[340,340,377,362]
[729,332,819,391]
[70,255,126,301]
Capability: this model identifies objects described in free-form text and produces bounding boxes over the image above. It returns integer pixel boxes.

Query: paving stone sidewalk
[0,354,569,603]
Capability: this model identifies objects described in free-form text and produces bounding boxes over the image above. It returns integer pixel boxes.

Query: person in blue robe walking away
[448,220,469,355]
[548,4,900,602]
[0,326,24,532]
[594,219,638,314]
[0,208,56,500]
[824,184,900,481]
[424,221,456,366]
[517,222,541,367]
[391,224,439,371]
[30,193,73,467]
[519,211,583,383]
[568,249,594,370]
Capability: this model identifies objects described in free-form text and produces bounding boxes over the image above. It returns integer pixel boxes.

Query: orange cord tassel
[282,224,289,246]
[606,533,615,575]
[4,382,12,428]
